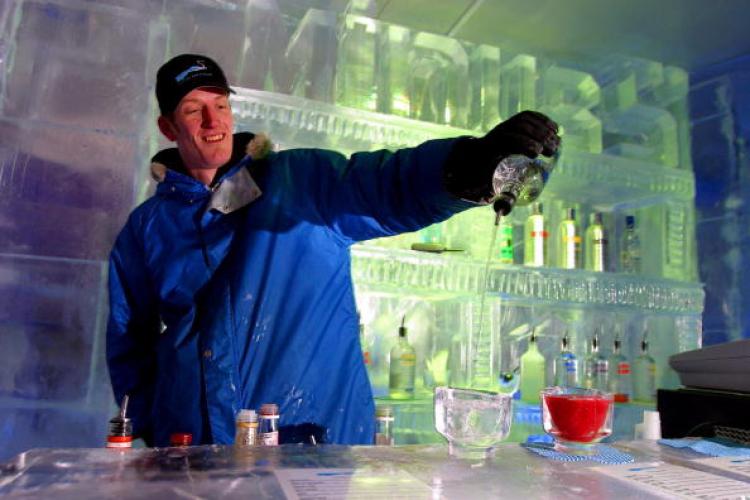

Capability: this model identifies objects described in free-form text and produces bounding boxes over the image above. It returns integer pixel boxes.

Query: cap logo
[175,61,209,83]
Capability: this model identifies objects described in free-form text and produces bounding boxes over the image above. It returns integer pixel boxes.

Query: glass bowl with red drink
[541,387,614,453]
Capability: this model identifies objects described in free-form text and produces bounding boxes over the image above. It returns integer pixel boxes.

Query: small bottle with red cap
[170,432,193,447]
[106,395,133,449]
[258,404,279,446]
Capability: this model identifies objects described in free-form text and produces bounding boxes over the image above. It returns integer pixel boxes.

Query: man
[107,53,559,447]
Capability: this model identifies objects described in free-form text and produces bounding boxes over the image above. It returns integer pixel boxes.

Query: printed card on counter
[692,456,750,482]
[275,468,433,499]
[592,462,750,500]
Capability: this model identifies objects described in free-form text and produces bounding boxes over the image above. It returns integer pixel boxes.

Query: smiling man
[106,53,560,447]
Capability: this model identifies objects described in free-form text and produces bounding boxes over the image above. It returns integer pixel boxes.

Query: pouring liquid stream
[470,213,502,389]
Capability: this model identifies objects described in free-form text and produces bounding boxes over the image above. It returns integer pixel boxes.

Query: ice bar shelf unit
[231,88,695,208]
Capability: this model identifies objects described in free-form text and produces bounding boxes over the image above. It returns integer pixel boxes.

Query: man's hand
[480,110,560,161]
[443,111,561,203]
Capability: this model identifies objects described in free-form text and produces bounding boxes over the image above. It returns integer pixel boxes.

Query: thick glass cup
[434,387,512,460]
[541,387,614,454]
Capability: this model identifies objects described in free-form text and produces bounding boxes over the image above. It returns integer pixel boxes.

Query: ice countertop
[0,442,746,499]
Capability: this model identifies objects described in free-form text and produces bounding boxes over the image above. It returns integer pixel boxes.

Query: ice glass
[434,387,512,459]
[541,387,614,454]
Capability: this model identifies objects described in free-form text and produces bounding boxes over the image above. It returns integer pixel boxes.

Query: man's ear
[158,115,177,141]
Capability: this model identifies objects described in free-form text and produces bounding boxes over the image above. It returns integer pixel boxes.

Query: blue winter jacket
[106,132,474,446]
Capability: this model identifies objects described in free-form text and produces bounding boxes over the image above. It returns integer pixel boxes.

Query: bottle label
[531,230,549,238]
[617,362,631,375]
[399,353,416,367]
[363,350,371,365]
[565,360,577,373]
[260,431,279,446]
[498,225,513,263]
[236,422,258,447]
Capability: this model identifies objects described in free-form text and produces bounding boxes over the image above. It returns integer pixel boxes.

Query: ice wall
[690,55,750,345]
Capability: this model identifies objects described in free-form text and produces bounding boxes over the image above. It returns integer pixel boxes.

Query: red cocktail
[541,387,614,453]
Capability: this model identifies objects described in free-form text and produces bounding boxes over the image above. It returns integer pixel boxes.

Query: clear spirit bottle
[389,317,416,399]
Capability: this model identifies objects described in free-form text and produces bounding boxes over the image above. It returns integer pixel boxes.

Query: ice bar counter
[3,440,750,498]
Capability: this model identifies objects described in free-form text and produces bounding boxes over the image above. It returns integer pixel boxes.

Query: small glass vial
[258,404,280,446]
[106,395,133,449]
[374,405,395,446]
[234,409,258,448]
[388,317,416,399]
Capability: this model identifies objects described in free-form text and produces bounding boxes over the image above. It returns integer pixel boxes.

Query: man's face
[159,87,234,172]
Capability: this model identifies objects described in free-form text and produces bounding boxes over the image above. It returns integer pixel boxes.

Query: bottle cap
[565,207,576,220]
[625,215,636,227]
[399,316,407,338]
[260,404,279,416]
[532,202,543,215]
[237,409,258,422]
[169,433,193,446]
[592,212,603,224]
[561,332,568,349]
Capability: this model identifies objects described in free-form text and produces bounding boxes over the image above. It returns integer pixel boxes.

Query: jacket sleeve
[296,137,478,244]
[106,215,160,444]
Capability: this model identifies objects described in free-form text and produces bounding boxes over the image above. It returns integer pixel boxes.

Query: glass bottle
[520,330,546,403]
[633,333,656,403]
[496,217,514,264]
[608,336,632,403]
[106,395,133,449]
[389,316,416,399]
[621,214,642,273]
[584,332,609,391]
[554,332,578,387]
[524,202,547,267]
[374,404,395,445]
[585,212,607,272]
[258,404,280,446]
[234,409,258,448]
[557,208,581,269]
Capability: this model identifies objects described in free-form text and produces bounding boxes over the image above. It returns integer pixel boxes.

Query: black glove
[443,110,561,203]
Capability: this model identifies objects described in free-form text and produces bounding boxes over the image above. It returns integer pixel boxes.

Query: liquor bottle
[496,218,514,264]
[621,214,642,273]
[584,332,609,391]
[585,212,607,272]
[608,336,632,402]
[554,332,578,387]
[520,330,546,403]
[388,317,416,399]
[633,332,656,403]
[557,208,581,269]
[524,202,547,267]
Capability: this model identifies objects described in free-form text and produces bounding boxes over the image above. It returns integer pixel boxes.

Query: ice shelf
[352,246,704,314]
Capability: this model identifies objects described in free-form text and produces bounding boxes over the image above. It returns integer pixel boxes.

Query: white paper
[692,456,750,481]
[593,462,750,500]
[275,468,433,499]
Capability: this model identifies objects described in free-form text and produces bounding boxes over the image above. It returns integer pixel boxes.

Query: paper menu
[693,456,750,482]
[275,468,433,499]
[593,462,750,500]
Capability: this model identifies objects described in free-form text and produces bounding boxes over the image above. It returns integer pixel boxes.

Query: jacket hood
[149,132,272,184]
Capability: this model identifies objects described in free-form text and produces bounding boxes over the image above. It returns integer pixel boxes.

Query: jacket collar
[150,132,272,213]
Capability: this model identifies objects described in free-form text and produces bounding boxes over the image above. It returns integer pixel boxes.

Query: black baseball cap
[155,53,235,115]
